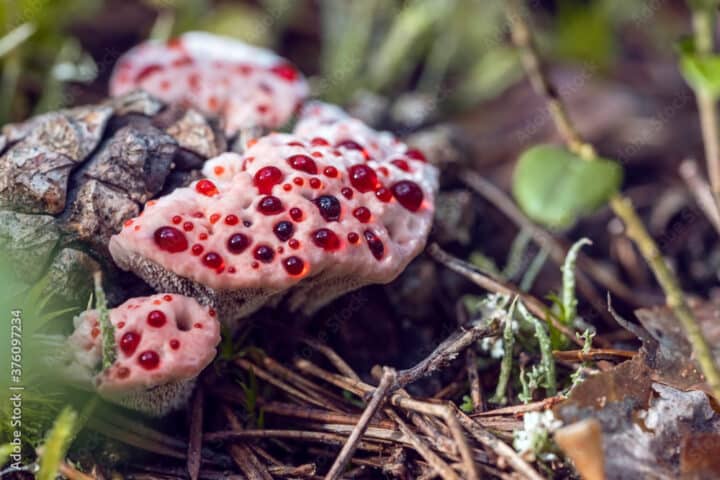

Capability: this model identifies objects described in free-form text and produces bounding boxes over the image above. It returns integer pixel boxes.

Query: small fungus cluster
[65,293,220,416]
[62,33,438,416]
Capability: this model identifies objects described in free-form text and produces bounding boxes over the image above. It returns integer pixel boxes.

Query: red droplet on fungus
[257,196,284,215]
[391,180,424,212]
[227,233,250,254]
[195,179,219,197]
[147,310,167,327]
[353,207,371,223]
[375,186,392,202]
[138,350,160,370]
[283,256,305,275]
[312,228,341,251]
[154,227,188,253]
[202,252,224,269]
[348,164,378,193]
[284,209,302,225]
[254,244,275,263]
[287,155,318,174]
[253,166,284,194]
[270,63,298,81]
[364,230,384,260]
[120,331,141,356]
[405,148,427,162]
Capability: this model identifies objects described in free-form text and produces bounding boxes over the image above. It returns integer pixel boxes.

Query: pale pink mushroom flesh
[109,103,438,325]
[109,31,309,135]
[67,293,220,415]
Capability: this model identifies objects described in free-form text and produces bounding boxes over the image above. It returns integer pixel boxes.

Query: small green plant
[92,273,116,371]
[490,296,518,405]
[37,406,78,480]
[566,328,596,393]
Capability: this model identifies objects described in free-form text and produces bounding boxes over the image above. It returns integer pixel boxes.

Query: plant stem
[691,7,720,208]
[504,0,720,398]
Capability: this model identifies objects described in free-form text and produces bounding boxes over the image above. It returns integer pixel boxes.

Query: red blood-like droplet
[138,350,160,370]
[341,187,353,199]
[202,252,224,269]
[323,166,338,178]
[136,64,163,82]
[183,221,194,232]
[120,331,141,356]
[336,140,364,152]
[91,327,100,339]
[254,244,275,263]
[311,137,329,146]
[391,180,424,212]
[253,166,284,194]
[225,214,239,225]
[309,178,322,189]
[270,63,298,81]
[209,308,216,317]
[163,294,173,301]
[147,310,167,327]
[287,155,318,174]
[172,215,182,224]
[293,177,304,186]
[196,179,219,197]
[288,238,300,249]
[117,367,130,379]
[257,196,284,215]
[348,165,378,193]
[192,244,204,255]
[364,230,384,260]
[347,232,359,244]
[283,256,305,275]
[289,207,303,221]
[353,207,371,223]
[170,339,180,350]
[405,149,427,162]
[154,226,188,253]
[375,186,392,202]
[227,233,250,254]
[314,195,341,221]
[273,221,294,241]
[391,159,411,172]
[312,228,341,251]
[210,213,221,224]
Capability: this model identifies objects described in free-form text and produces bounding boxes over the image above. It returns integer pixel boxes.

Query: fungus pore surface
[109,102,439,325]
[109,31,308,135]
[66,293,220,415]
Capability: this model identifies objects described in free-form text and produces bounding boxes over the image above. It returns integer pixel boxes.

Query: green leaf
[37,406,78,480]
[512,144,622,230]
[678,37,720,98]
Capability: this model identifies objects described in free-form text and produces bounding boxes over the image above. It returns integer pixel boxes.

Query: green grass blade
[37,406,78,480]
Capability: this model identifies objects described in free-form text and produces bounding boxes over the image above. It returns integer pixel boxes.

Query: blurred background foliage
[0,0,691,127]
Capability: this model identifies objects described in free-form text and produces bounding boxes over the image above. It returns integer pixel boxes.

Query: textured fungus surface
[65,293,220,416]
[110,103,439,325]
[110,32,309,136]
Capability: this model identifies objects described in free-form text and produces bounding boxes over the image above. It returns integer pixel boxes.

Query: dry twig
[187,387,204,480]
[325,368,397,480]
